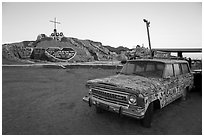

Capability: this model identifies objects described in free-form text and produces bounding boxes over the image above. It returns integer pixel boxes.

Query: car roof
[127,58,188,64]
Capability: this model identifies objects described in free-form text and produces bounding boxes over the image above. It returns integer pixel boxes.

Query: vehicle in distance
[83,59,194,127]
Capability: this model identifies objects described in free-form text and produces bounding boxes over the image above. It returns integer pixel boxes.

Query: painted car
[83,59,194,127]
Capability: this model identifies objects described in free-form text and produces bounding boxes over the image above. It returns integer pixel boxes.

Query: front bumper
[83,95,145,119]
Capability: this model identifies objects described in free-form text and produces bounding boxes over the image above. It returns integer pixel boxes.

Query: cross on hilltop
[49,17,64,41]
[50,17,60,30]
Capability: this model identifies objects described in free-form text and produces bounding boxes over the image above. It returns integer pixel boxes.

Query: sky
[2,2,202,59]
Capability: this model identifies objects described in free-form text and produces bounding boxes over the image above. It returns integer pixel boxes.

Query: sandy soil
[2,67,202,135]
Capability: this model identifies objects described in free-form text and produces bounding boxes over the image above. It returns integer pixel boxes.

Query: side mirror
[121,60,127,64]
[116,71,120,74]
[164,76,171,80]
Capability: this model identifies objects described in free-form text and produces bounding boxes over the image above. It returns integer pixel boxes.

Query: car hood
[87,74,163,96]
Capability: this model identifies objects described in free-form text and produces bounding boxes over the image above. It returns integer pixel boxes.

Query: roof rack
[127,49,187,60]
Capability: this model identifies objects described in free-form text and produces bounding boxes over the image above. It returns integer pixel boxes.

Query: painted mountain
[2,34,111,64]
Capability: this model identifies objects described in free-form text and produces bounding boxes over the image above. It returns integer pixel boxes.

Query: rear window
[181,63,190,74]
[163,64,174,77]
[173,64,181,76]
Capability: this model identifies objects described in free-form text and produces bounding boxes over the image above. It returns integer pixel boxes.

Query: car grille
[91,87,129,104]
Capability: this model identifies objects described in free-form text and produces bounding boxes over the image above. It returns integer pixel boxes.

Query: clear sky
[2,2,202,58]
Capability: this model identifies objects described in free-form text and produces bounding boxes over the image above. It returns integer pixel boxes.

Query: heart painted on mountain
[46,47,76,61]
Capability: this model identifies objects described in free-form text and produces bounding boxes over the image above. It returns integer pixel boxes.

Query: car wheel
[182,88,188,101]
[141,103,153,128]
[95,106,104,113]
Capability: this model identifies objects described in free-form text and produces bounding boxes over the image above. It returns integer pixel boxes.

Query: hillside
[2,34,154,64]
[2,35,112,64]
[104,46,130,54]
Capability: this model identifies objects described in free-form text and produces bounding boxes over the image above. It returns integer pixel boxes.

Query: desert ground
[2,66,202,135]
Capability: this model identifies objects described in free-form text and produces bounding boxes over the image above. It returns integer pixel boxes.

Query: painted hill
[2,34,155,64]
[2,35,112,63]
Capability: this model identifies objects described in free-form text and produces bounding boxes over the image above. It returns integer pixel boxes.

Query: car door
[179,63,193,93]
[163,63,178,106]
[173,63,183,98]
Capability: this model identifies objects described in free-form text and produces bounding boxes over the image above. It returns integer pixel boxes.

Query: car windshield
[120,61,165,78]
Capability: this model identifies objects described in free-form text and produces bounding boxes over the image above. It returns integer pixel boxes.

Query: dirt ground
[2,67,202,135]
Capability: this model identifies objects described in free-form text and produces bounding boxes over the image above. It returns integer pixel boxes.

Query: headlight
[128,95,137,105]
[89,88,92,94]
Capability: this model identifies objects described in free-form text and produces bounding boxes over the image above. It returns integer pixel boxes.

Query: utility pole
[143,19,152,58]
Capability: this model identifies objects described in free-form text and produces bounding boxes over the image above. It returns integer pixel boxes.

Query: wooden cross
[50,17,60,30]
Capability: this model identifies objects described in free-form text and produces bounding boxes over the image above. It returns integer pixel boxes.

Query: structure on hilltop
[2,18,112,63]
[49,18,64,41]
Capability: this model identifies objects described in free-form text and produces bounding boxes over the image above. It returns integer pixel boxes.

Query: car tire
[182,88,188,101]
[95,106,104,113]
[141,103,153,128]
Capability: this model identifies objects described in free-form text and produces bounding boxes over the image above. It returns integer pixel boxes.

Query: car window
[174,64,181,76]
[121,63,135,75]
[120,61,164,78]
[181,63,190,74]
[135,64,145,72]
[163,64,174,77]
[157,64,165,71]
[146,63,155,71]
